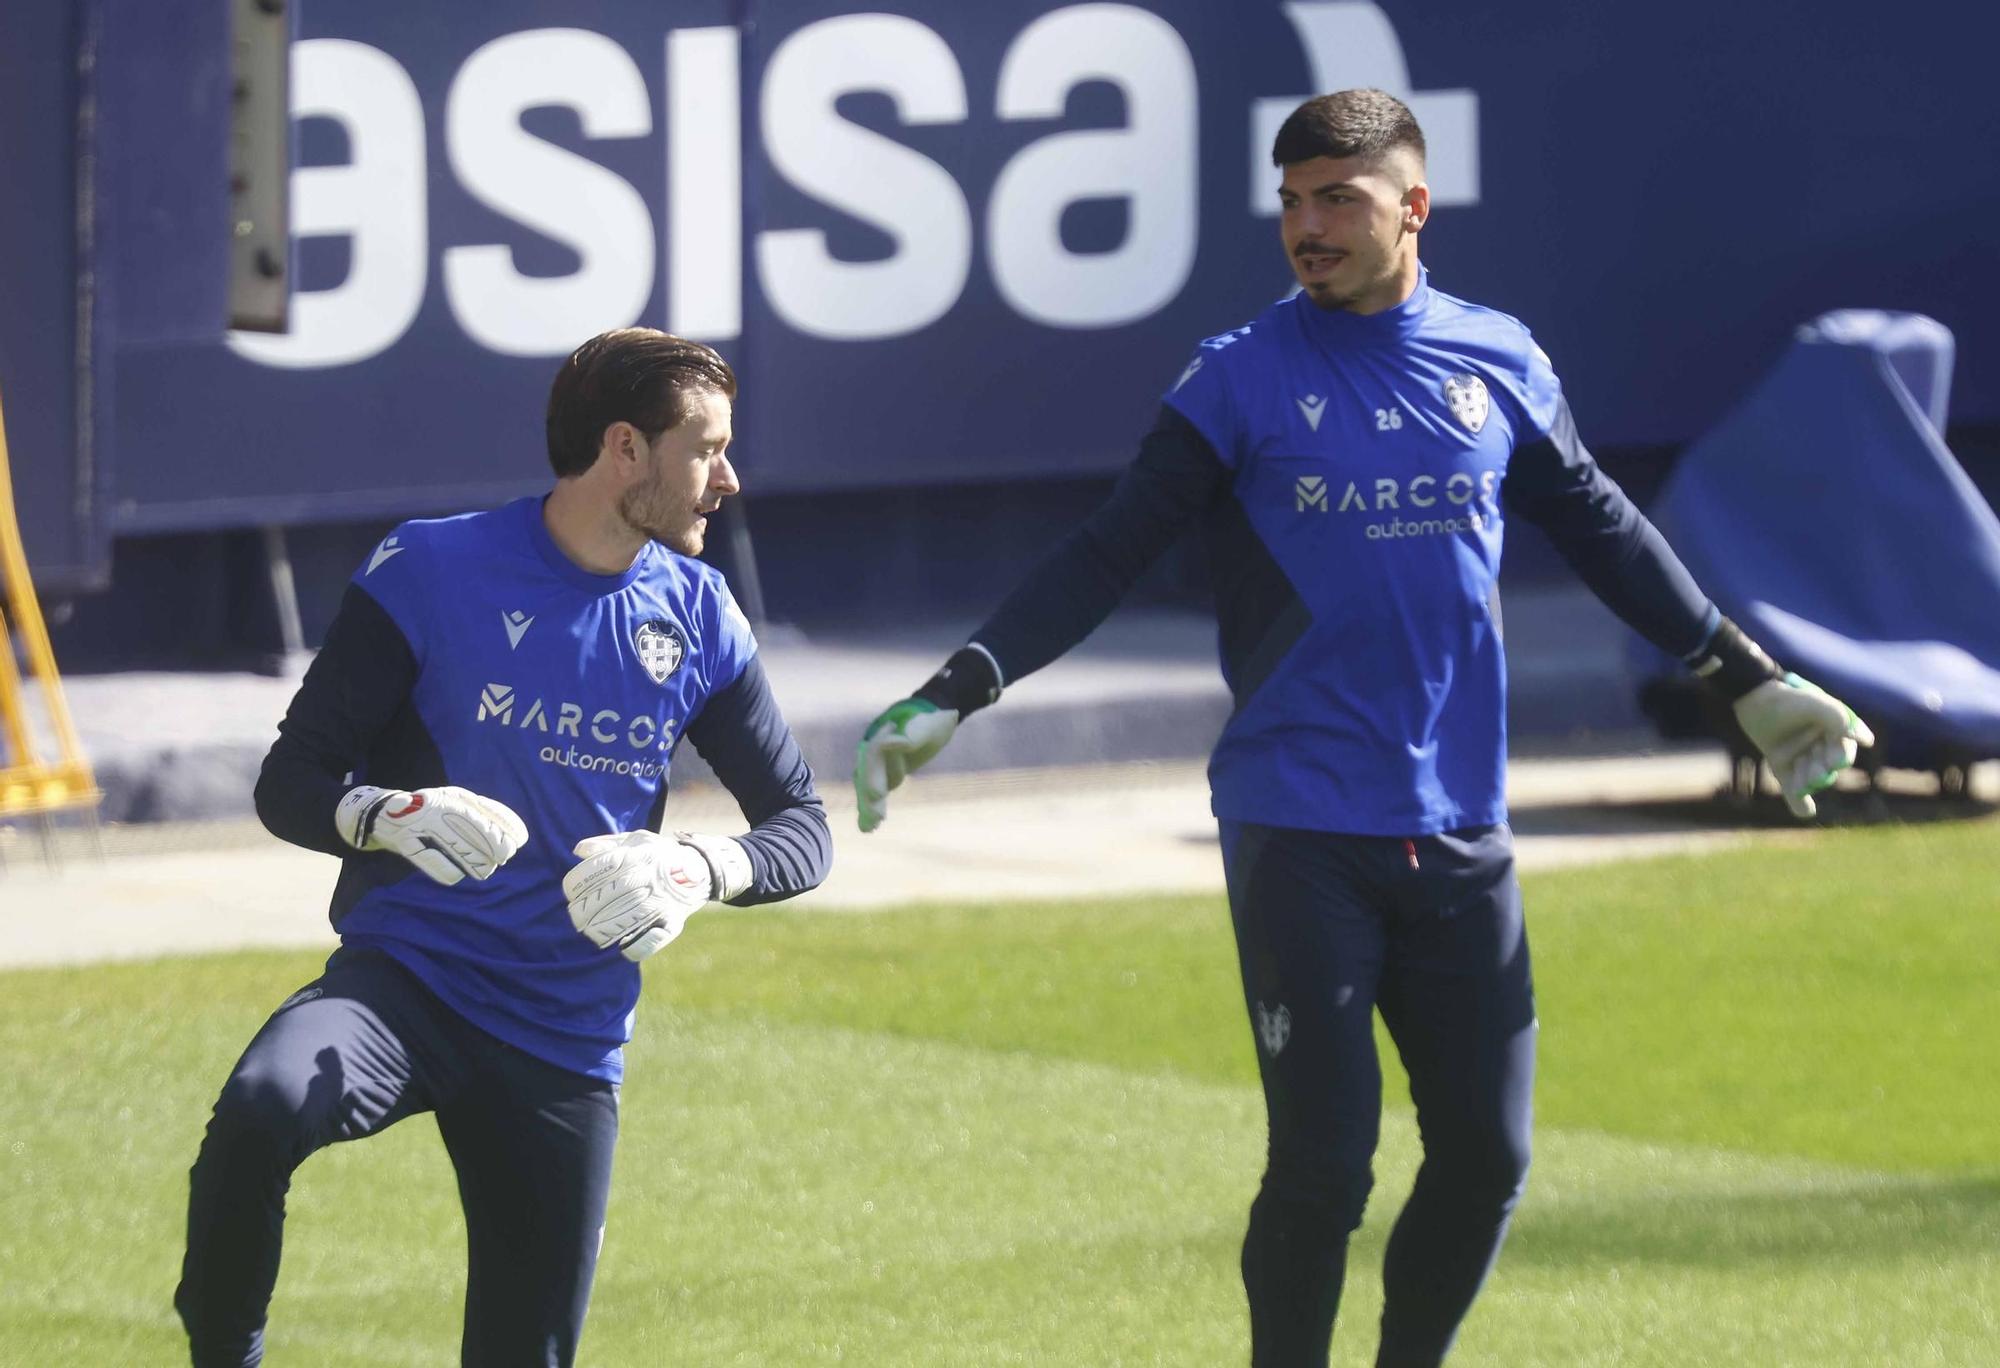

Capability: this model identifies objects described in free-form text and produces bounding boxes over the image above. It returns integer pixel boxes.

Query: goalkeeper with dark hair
[175,328,829,1367]
[854,90,1870,1367]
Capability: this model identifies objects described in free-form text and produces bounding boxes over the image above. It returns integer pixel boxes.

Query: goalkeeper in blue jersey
[855,91,1870,1366]
[175,329,830,1367]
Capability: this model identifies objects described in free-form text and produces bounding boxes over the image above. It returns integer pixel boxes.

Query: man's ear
[601,420,643,474]
[1402,181,1431,233]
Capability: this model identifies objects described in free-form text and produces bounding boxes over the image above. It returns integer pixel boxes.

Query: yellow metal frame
[0,383,101,817]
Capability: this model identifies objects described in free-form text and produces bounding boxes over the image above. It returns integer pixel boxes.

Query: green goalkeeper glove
[854,645,1002,833]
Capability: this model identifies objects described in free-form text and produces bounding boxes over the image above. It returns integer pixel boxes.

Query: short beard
[618,488,695,556]
[1305,280,1355,310]
[1303,255,1392,313]
[1303,279,1365,312]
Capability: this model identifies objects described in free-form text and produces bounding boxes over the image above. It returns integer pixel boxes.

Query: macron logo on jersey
[366,536,405,575]
[1296,394,1328,431]
[502,610,534,650]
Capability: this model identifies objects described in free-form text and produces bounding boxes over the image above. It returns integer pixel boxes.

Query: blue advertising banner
[82,0,2000,532]
[0,1,101,590]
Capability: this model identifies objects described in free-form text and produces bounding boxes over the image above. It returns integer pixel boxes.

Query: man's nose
[712,454,741,495]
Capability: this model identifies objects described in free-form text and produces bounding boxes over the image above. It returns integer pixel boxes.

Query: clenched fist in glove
[1692,618,1875,819]
[563,830,752,961]
[1732,675,1876,818]
[335,785,529,885]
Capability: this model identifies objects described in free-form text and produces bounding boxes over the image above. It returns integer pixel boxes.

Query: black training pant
[175,948,619,1367]
[1221,820,1537,1368]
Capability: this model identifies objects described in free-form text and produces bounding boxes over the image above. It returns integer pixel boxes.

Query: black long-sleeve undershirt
[974,406,1231,687]
[1500,399,1717,659]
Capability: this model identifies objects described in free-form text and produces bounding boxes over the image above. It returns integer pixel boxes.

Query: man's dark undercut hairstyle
[1271,88,1426,170]
[545,328,737,477]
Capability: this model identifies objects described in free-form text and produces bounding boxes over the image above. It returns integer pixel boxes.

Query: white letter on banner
[666,27,741,340]
[1248,2,1479,213]
[988,5,1197,328]
[756,14,971,340]
[443,29,654,357]
[230,41,426,369]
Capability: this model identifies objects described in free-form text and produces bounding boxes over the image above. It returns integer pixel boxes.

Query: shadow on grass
[1177,790,1998,850]
[1507,1171,2000,1269]
[1512,788,1997,838]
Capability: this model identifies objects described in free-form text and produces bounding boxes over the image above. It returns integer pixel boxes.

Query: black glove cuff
[913,644,1004,717]
[1684,617,1784,701]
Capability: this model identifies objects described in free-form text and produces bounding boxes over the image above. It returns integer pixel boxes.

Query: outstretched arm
[854,406,1229,831]
[1505,400,1873,815]
[1501,398,1718,658]
[972,405,1230,687]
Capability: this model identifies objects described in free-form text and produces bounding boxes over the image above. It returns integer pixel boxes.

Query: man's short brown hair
[1271,88,1426,171]
[545,329,737,478]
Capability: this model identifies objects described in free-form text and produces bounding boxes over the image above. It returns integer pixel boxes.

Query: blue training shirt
[257,495,829,1080]
[973,269,1717,836]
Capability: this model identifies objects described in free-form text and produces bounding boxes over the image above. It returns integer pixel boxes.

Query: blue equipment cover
[1637,311,2000,769]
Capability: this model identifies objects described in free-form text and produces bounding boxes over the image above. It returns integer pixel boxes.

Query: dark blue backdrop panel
[91,0,2000,531]
[97,0,231,345]
[0,0,101,589]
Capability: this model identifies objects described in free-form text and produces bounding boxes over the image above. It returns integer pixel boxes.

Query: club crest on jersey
[1443,374,1490,433]
[1254,1001,1291,1056]
[633,619,687,685]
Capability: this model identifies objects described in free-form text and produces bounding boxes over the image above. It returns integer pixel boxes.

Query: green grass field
[3,820,1996,1364]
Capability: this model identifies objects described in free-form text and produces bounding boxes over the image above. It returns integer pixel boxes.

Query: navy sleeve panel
[975,406,1231,686]
[255,583,422,857]
[682,654,830,906]
[1503,399,1719,658]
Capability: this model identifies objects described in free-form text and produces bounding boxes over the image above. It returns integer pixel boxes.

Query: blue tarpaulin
[1638,311,2000,769]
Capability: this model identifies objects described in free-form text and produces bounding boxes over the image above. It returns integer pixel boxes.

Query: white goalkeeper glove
[563,830,752,962]
[1688,617,1874,820]
[1732,673,1876,819]
[335,785,529,885]
[854,645,1002,833]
